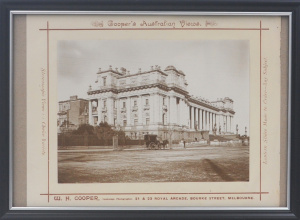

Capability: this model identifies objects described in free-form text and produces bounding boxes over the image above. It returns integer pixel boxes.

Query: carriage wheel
[149,142,155,150]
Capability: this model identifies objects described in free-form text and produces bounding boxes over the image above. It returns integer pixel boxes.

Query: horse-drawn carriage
[144,134,169,150]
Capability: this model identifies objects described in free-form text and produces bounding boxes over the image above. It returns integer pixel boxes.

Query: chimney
[70,95,78,101]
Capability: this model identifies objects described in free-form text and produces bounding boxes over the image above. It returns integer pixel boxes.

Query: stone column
[203,110,205,130]
[182,101,185,127]
[191,106,194,130]
[211,113,214,130]
[212,113,215,131]
[138,96,143,125]
[210,112,213,131]
[154,94,159,124]
[184,101,188,127]
[215,114,217,128]
[199,109,203,130]
[195,108,199,130]
[169,96,176,125]
[177,98,181,126]
[205,111,208,130]
[207,112,210,131]
[227,116,229,132]
[186,101,189,127]
[126,98,131,126]
[189,106,191,128]
[117,99,121,126]
[107,98,114,125]
[223,115,226,132]
[229,115,231,132]
[198,109,200,130]
[230,116,232,133]
[231,116,234,133]
[88,100,93,125]
[211,112,213,131]
[97,98,102,125]
[182,99,185,127]
[208,111,210,130]
[157,95,162,124]
[232,116,234,133]
[225,116,228,132]
[167,96,170,125]
[150,94,155,124]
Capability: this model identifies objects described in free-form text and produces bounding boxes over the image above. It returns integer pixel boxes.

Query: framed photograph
[1,0,299,219]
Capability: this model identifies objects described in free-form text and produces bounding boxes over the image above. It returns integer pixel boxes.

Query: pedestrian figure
[183,139,186,148]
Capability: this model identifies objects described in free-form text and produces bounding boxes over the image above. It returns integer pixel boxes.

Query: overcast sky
[58,40,249,134]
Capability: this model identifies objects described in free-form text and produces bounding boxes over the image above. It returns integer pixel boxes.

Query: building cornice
[97,70,124,76]
[170,86,189,96]
[58,98,88,103]
[87,83,170,95]
[188,97,220,111]
[117,70,168,79]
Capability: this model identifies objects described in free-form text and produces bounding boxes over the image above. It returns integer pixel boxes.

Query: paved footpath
[58,145,208,153]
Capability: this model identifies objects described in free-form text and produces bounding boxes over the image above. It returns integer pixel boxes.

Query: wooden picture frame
[0,0,299,219]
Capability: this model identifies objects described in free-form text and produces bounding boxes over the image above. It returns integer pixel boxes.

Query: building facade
[57,95,89,131]
[87,65,235,141]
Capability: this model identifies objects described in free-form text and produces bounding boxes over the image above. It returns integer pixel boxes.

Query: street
[58,144,249,183]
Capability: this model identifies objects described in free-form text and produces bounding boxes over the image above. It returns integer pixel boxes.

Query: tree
[94,122,113,145]
[94,122,126,146]
[72,124,94,135]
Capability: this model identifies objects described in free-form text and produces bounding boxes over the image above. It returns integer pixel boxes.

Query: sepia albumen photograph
[57,40,250,183]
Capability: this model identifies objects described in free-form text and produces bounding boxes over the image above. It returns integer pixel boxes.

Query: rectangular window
[163,97,165,105]
[103,77,107,86]
[134,119,138,125]
[146,118,150,125]
[145,99,149,105]
[123,102,126,108]
[134,100,137,106]
[103,100,106,107]
[94,117,98,126]
[123,120,127,127]
[113,100,116,108]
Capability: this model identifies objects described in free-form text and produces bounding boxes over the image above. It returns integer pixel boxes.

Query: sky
[58,40,249,134]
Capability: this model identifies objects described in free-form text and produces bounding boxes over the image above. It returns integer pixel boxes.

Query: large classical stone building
[87,65,235,141]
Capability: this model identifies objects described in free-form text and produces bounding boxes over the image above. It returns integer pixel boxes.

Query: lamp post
[113,123,121,151]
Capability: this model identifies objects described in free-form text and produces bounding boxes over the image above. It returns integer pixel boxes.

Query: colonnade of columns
[189,106,234,133]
